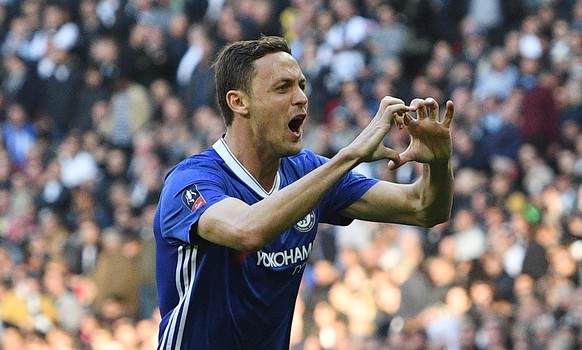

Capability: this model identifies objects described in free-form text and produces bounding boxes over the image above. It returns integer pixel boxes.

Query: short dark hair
[213,36,292,126]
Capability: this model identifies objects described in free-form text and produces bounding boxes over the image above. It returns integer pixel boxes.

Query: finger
[386,150,402,169]
[409,98,427,120]
[384,146,400,162]
[402,112,413,126]
[387,159,398,170]
[379,96,406,111]
[442,100,455,128]
[426,98,439,121]
[408,98,423,111]
[398,148,414,165]
[377,97,406,125]
[385,104,411,126]
[388,154,405,170]
[393,112,405,129]
[391,107,412,129]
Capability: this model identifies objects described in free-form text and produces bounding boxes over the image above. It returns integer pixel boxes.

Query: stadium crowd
[0,0,581,348]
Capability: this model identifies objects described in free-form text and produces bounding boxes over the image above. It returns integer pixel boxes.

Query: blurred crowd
[0,0,581,349]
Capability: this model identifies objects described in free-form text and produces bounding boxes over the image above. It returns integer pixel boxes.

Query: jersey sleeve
[300,150,378,226]
[320,168,378,225]
[157,159,229,245]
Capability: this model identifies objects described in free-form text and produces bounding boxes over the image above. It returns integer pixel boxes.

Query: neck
[223,131,280,191]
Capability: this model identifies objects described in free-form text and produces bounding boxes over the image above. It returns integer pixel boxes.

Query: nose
[293,85,308,107]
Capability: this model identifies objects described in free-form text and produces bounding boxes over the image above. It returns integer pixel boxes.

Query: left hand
[389,98,454,169]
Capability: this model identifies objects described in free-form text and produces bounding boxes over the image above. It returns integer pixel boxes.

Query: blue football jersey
[154,138,377,350]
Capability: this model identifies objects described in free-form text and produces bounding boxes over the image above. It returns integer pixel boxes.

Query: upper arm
[157,159,235,246]
[341,180,424,225]
[159,180,261,251]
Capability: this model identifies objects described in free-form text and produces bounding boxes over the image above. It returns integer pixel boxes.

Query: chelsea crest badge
[294,211,315,232]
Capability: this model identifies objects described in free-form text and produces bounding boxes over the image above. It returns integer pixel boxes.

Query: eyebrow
[278,76,306,86]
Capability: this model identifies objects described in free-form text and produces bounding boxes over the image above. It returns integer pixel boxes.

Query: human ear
[226,90,249,118]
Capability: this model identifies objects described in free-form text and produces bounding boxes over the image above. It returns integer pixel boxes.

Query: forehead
[251,52,304,86]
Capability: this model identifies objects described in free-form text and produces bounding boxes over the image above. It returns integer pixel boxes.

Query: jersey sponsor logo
[256,242,313,269]
[294,211,315,232]
[182,185,206,211]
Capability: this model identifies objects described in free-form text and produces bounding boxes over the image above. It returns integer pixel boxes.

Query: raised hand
[388,98,454,169]
[346,96,412,165]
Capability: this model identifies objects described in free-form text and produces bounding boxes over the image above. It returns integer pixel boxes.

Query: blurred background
[0,0,581,349]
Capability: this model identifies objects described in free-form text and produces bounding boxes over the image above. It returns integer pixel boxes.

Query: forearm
[341,159,453,227]
[200,149,360,251]
[253,149,359,240]
[416,158,454,226]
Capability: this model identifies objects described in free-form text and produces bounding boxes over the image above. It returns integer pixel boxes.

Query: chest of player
[236,210,318,277]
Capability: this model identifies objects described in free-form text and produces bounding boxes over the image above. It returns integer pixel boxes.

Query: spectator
[389,229,433,320]
[36,157,71,221]
[97,65,152,151]
[91,228,140,319]
[0,16,32,59]
[36,209,69,262]
[42,260,84,334]
[2,103,36,170]
[212,4,244,49]
[447,208,488,263]
[63,217,101,276]
[365,3,410,75]
[236,0,281,38]
[295,37,329,123]
[476,95,522,167]
[372,272,401,341]
[126,17,174,87]
[452,126,490,173]
[0,268,57,334]
[165,13,189,73]
[477,314,512,349]
[458,17,490,68]
[77,0,106,61]
[73,63,111,133]
[57,130,99,190]
[473,47,519,101]
[520,71,561,157]
[425,255,458,303]
[320,0,371,88]
[412,0,466,44]
[38,40,84,141]
[0,53,42,118]
[175,23,216,113]
[27,2,79,62]
[467,0,503,40]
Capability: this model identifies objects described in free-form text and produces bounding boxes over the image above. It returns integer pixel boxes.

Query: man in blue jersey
[154,36,455,349]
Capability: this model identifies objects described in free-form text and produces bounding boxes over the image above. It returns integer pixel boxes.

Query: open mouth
[288,115,305,134]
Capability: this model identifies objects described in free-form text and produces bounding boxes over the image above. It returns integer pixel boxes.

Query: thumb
[389,146,417,169]
[387,158,403,170]
[383,146,402,169]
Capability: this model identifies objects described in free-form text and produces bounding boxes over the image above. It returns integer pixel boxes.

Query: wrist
[425,158,453,180]
[334,147,361,168]
[428,156,451,167]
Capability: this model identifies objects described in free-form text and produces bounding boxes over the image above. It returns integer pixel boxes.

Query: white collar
[212,138,281,198]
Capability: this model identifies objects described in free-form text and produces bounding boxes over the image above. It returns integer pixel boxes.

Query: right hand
[345,96,412,165]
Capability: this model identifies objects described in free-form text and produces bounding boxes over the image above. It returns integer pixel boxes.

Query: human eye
[299,80,306,91]
[275,82,290,93]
